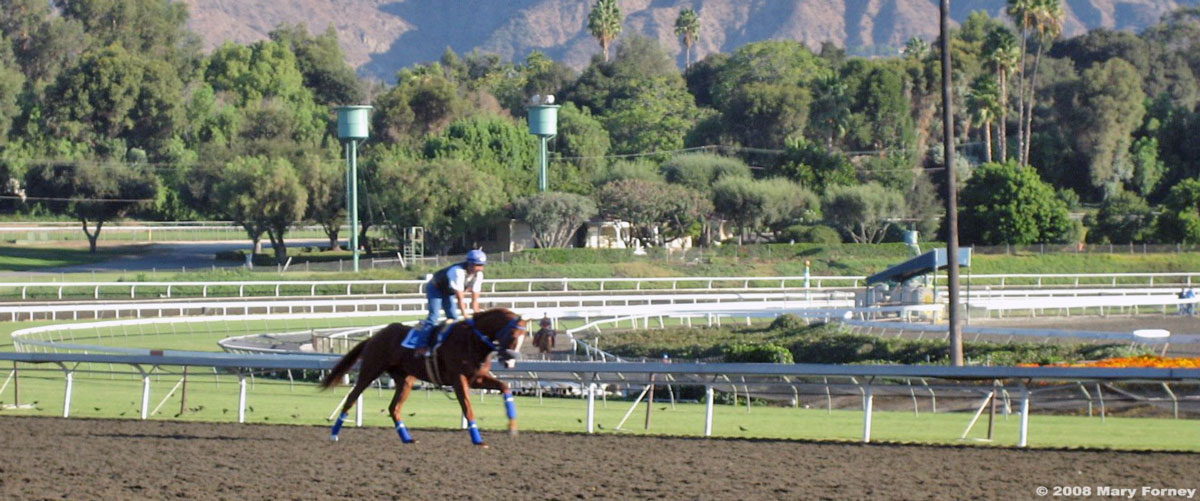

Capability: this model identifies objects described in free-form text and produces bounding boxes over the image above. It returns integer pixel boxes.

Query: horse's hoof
[330,435,339,442]
[508,429,519,438]
[477,442,489,449]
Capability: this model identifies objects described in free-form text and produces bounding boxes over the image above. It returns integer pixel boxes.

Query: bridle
[466,316,527,361]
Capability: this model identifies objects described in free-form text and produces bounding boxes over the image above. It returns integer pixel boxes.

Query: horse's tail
[320,341,367,390]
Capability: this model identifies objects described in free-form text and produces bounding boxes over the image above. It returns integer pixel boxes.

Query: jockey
[415,249,487,356]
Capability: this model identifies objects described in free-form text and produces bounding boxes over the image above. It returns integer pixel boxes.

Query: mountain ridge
[178,0,1198,80]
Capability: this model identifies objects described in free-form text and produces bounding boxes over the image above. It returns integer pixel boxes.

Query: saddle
[402,320,456,387]
[402,320,454,351]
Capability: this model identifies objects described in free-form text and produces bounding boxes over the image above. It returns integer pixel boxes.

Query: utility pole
[940,0,964,366]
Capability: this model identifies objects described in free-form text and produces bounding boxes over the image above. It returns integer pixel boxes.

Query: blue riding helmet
[466,249,487,265]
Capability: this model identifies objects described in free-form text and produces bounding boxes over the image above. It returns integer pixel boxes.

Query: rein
[467,317,526,355]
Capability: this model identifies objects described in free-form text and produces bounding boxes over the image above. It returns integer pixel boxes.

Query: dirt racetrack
[0,417,1197,500]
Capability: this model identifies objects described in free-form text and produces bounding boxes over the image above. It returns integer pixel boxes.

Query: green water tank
[527,104,560,137]
[335,105,373,140]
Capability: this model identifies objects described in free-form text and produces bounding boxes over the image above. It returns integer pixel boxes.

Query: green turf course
[0,371,1196,451]
[5,244,1200,288]
[0,244,138,271]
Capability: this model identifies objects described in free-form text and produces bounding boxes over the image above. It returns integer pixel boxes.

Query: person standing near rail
[414,250,487,356]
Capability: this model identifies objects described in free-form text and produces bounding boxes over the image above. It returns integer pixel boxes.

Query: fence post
[1018,384,1030,447]
[586,381,596,433]
[862,382,874,443]
[238,372,247,423]
[141,371,151,420]
[62,369,73,418]
[704,385,714,436]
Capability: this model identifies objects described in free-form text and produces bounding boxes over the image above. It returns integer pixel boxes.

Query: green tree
[1128,136,1164,197]
[23,160,158,252]
[423,114,538,201]
[596,178,704,248]
[1085,190,1154,244]
[820,183,904,244]
[674,8,700,68]
[1075,58,1145,198]
[983,27,1019,160]
[808,75,851,150]
[295,153,345,250]
[373,158,507,253]
[1154,178,1200,244]
[552,102,610,192]
[1007,0,1035,165]
[712,177,805,244]
[774,137,856,191]
[371,63,465,143]
[56,0,192,60]
[512,192,598,248]
[958,161,1074,245]
[903,37,930,60]
[0,36,24,145]
[709,40,827,109]
[214,156,308,262]
[43,44,184,156]
[661,153,750,195]
[968,75,1001,163]
[203,39,323,143]
[269,23,363,105]
[1020,0,1064,165]
[723,82,811,149]
[587,0,622,63]
[593,159,661,186]
[602,78,697,157]
[761,179,820,234]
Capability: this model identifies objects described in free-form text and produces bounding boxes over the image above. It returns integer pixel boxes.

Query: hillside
[179,0,1198,80]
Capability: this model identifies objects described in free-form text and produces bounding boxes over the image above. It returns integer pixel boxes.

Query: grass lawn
[0,243,151,271]
[0,371,1196,451]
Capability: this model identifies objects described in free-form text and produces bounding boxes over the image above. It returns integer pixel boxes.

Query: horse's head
[467,308,529,368]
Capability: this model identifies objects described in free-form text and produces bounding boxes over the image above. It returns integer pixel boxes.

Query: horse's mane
[474,307,516,323]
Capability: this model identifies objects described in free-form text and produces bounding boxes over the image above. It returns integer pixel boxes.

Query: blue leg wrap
[395,421,414,443]
[468,420,483,445]
[331,412,348,438]
[504,393,517,420]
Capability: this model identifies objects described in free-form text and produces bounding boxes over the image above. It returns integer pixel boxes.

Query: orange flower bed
[1021,356,1200,369]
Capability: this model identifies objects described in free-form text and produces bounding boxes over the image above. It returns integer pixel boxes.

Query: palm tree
[969,76,1001,163]
[811,76,851,151]
[674,8,700,67]
[1006,0,1035,165]
[903,36,930,60]
[1022,0,1063,165]
[983,28,1018,162]
[587,0,623,62]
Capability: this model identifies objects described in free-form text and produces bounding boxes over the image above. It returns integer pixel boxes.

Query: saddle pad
[401,322,452,349]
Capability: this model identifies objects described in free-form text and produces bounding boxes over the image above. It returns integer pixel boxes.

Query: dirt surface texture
[1,416,1197,500]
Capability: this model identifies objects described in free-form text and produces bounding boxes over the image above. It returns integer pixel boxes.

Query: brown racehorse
[320,308,529,447]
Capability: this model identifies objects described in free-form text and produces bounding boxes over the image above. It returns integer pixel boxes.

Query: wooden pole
[644,375,655,430]
[940,0,963,366]
[986,381,997,440]
[179,366,189,416]
[12,361,18,407]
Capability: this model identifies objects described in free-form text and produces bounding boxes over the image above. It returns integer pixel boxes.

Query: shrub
[723,343,794,363]
[777,224,842,244]
[769,314,808,331]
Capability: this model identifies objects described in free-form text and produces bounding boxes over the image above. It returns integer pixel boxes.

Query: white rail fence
[3,272,1199,302]
[0,291,856,322]
[2,351,1198,447]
